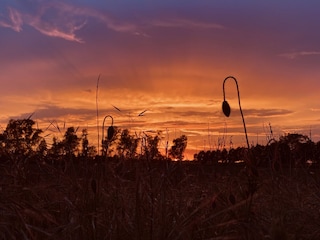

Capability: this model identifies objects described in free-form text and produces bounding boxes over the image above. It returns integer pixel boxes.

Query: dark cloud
[216,108,294,118]
[177,111,212,118]
[151,120,203,127]
[10,105,95,120]
[245,109,293,117]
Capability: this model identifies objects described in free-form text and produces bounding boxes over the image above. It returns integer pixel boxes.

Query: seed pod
[107,126,115,141]
[222,100,231,117]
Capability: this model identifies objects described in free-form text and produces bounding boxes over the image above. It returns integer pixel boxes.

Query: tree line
[0,118,188,163]
[194,133,320,169]
[1,118,319,169]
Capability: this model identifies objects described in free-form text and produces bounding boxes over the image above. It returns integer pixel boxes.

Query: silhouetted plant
[222,100,231,117]
[1,117,320,239]
[141,132,163,160]
[36,139,47,158]
[279,133,313,168]
[102,115,114,141]
[96,74,101,154]
[0,118,45,161]
[222,76,249,149]
[63,127,80,157]
[101,115,115,156]
[81,129,89,157]
[117,129,139,159]
[48,136,64,157]
[222,76,259,212]
[81,129,96,157]
[169,135,188,161]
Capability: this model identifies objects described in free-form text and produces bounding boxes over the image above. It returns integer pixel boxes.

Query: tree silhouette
[0,118,45,161]
[117,129,138,159]
[63,127,80,157]
[36,139,47,159]
[279,133,312,167]
[48,127,80,158]
[142,133,162,160]
[169,135,187,161]
[49,137,64,157]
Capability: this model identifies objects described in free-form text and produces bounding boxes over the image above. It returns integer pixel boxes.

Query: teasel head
[107,125,115,141]
[102,115,114,142]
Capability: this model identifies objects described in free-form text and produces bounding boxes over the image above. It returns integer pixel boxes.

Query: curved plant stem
[102,115,114,142]
[222,76,250,149]
[101,115,114,156]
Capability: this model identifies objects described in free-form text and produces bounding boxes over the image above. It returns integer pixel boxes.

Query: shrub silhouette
[169,135,188,161]
[117,129,139,159]
[0,118,44,161]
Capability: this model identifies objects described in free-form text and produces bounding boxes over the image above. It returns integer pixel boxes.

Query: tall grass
[0,157,320,239]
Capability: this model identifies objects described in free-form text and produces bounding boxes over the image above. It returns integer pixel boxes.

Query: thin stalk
[96,74,101,154]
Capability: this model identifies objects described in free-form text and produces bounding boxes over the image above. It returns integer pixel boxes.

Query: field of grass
[1,157,320,240]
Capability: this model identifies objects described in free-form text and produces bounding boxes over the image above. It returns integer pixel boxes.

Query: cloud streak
[0,1,138,43]
[211,108,293,119]
[245,108,293,117]
[279,51,320,59]
[0,1,224,43]
[150,18,224,30]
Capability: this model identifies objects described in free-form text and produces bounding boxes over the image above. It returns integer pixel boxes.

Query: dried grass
[0,158,319,240]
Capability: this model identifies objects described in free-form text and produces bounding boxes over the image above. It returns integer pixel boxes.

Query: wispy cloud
[0,7,23,32]
[0,5,86,42]
[0,2,222,42]
[28,16,86,43]
[0,1,138,43]
[151,18,224,30]
[279,51,320,59]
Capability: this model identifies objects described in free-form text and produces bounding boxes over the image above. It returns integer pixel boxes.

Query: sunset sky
[1,0,320,159]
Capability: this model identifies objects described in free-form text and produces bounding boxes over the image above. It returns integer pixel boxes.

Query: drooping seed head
[222,100,231,117]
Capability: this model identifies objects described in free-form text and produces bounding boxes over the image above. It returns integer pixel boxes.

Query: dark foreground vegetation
[1,118,320,239]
